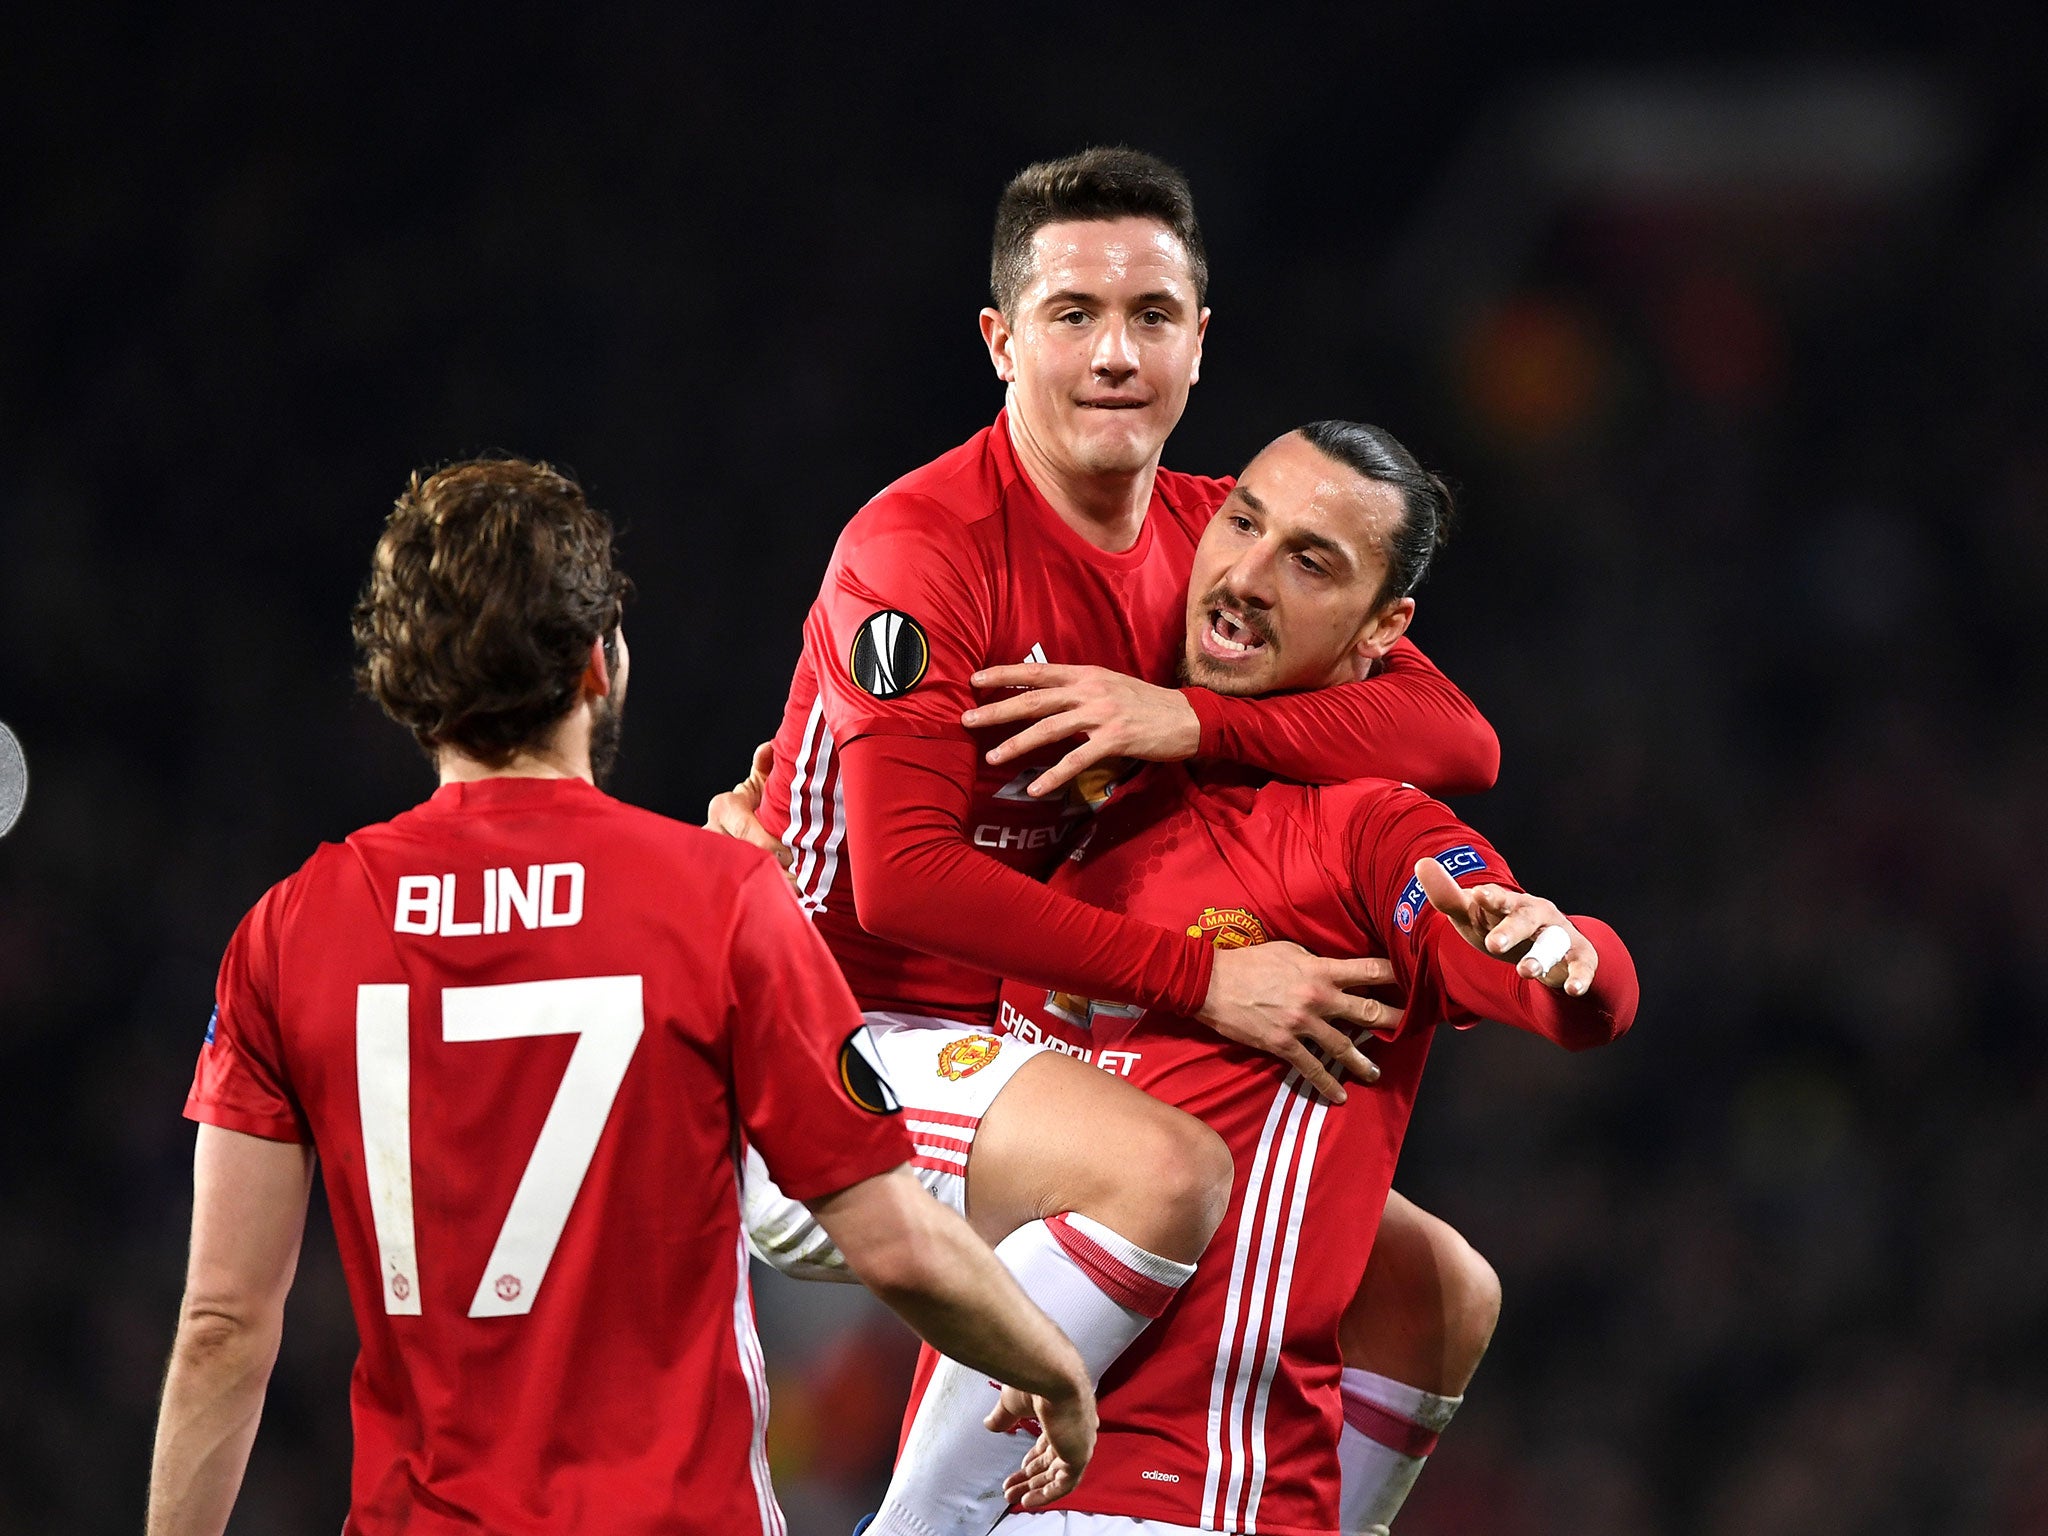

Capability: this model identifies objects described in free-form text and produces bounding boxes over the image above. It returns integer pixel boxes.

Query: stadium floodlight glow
[0,720,23,838]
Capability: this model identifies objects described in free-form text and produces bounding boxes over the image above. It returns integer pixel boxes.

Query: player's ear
[582,636,614,698]
[1352,596,1415,668]
[980,307,1016,382]
[1189,306,1210,386]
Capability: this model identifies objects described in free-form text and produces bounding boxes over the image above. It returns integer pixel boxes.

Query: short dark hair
[990,146,1208,315]
[353,457,629,765]
[1292,421,1455,608]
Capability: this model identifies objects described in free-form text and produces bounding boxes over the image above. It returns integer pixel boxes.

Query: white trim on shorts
[997,1512,1205,1534]
[742,1011,1050,1276]
[865,1009,1046,1216]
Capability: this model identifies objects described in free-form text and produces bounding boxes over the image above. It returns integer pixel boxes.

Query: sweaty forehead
[1023,218,1195,298]
[1238,444,1404,570]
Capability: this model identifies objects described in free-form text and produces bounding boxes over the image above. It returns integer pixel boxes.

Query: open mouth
[1201,606,1271,660]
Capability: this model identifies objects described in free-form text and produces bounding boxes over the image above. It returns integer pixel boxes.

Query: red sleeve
[186,881,311,1144]
[841,734,1215,1015]
[810,493,994,746]
[1183,636,1499,794]
[725,860,914,1201]
[1344,789,1636,1051]
[1433,914,1638,1052]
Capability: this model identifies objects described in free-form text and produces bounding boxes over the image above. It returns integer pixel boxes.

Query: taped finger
[1526,924,1571,975]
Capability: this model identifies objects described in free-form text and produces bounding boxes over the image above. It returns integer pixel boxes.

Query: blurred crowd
[1,8,2041,1534]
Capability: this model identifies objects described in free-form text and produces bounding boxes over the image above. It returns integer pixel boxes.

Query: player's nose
[1091,318,1140,377]
[1219,543,1280,608]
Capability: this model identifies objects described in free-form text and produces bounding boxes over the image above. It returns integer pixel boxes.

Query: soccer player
[719,149,1502,1536]
[146,459,1099,1536]
[987,420,1641,1536]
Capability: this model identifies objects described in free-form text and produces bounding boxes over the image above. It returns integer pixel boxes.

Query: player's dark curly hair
[352,457,629,765]
[991,146,1208,314]
[1292,421,1456,609]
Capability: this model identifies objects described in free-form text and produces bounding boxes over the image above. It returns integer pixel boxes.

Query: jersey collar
[422,776,610,813]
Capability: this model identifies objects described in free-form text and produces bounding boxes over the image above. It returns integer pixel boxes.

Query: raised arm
[1347,789,1637,1052]
[966,636,1498,803]
[1416,864,1638,1050]
[1186,637,1499,793]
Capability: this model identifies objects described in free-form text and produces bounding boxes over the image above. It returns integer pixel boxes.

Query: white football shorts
[743,1010,1048,1280]
[995,1513,1205,1534]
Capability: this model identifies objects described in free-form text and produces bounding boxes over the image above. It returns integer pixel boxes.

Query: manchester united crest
[1186,906,1268,949]
[1069,759,1132,812]
[936,1034,1003,1080]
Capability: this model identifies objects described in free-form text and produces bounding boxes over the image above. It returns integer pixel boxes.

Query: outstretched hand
[963,663,1200,798]
[1414,858,1597,996]
[990,1381,1096,1509]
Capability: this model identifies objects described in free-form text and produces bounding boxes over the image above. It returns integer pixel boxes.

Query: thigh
[866,1012,1053,1223]
[743,1013,1051,1279]
[966,1044,1230,1258]
[1339,1188,1499,1394]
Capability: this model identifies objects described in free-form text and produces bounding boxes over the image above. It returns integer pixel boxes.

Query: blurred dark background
[4,3,2044,1532]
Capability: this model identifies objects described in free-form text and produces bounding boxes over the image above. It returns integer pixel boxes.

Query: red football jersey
[995,766,1636,1536]
[762,410,1221,1022]
[761,410,1495,1025]
[186,776,911,1536]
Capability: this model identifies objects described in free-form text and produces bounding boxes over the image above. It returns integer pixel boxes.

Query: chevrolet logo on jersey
[1186,907,1269,949]
[850,610,930,699]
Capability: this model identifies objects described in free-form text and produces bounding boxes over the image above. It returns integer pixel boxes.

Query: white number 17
[354,974,644,1319]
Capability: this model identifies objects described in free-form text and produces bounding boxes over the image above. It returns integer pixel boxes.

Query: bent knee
[1439,1228,1502,1361]
[1342,1201,1503,1392]
[1086,1104,1233,1264]
[1149,1113,1233,1254]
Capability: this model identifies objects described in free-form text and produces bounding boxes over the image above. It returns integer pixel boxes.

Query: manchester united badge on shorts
[1186,906,1269,949]
[936,1034,1003,1080]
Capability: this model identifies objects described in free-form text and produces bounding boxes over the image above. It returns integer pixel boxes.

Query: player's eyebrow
[1290,527,1356,569]
[1038,288,1187,311]
[1227,486,1358,568]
